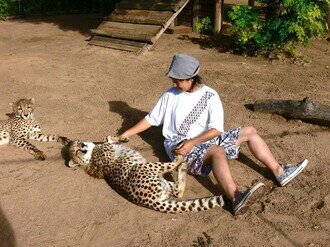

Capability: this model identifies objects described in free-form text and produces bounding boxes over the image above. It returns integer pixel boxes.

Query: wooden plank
[138,0,190,54]
[214,0,224,33]
[193,0,200,31]
[93,21,161,43]
[90,0,191,54]
[108,9,173,26]
[137,44,154,55]
[89,37,144,52]
[117,0,189,12]
[90,35,146,48]
[153,0,190,41]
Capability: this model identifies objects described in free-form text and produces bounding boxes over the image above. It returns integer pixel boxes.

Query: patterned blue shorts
[186,127,241,176]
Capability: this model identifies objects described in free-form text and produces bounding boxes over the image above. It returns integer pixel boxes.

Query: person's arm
[174,128,221,156]
[120,90,170,139]
[120,118,152,139]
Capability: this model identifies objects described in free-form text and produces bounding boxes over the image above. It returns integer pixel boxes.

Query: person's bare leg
[204,145,240,203]
[237,126,283,177]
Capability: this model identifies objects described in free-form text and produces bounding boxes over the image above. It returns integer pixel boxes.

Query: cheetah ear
[9,102,14,111]
[30,98,35,104]
[68,160,78,168]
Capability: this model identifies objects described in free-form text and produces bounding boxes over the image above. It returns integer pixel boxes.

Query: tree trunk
[248,97,330,126]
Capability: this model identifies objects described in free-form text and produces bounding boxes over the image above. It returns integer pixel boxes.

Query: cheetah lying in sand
[0,98,66,160]
[67,136,225,213]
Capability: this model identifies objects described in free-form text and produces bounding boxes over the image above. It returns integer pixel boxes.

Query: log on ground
[247,97,330,126]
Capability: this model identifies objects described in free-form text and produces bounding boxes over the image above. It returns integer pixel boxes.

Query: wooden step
[89,36,147,52]
[108,9,173,26]
[92,21,161,43]
[117,0,189,12]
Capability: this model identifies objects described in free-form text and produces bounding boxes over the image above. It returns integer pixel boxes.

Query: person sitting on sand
[110,53,308,215]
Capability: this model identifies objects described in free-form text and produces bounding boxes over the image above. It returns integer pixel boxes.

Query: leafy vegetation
[280,130,291,137]
[0,0,119,18]
[194,16,214,35]
[228,0,329,57]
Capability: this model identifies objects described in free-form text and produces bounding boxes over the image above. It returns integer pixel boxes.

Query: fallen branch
[246,97,330,126]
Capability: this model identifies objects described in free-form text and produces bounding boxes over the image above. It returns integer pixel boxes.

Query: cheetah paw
[105,135,129,144]
[174,154,184,164]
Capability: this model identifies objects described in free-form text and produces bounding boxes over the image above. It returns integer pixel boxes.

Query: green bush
[0,0,118,18]
[0,0,18,18]
[194,16,214,35]
[228,0,329,56]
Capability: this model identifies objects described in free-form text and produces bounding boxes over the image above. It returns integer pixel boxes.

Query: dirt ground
[0,14,329,247]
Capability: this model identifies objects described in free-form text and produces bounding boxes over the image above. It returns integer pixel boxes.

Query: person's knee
[238,126,258,145]
[210,145,227,159]
[242,126,258,137]
[205,145,226,163]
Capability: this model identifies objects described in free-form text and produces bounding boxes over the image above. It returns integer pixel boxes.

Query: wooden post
[214,0,223,33]
[193,0,200,32]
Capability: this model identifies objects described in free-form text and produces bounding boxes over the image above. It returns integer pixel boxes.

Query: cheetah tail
[154,196,225,213]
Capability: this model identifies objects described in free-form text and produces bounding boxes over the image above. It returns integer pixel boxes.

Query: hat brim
[166,66,200,80]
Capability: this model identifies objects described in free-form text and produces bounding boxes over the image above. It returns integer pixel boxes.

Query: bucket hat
[166,53,200,80]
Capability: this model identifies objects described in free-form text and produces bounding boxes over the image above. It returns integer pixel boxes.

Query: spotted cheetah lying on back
[68,136,225,213]
[0,98,66,160]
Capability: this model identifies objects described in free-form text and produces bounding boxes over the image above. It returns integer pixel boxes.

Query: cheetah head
[9,98,35,120]
[68,141,95,168]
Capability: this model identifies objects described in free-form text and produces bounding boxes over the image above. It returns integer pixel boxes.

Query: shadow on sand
[0,205,16,247]
[108,100,168,161]
[5,13,104,36]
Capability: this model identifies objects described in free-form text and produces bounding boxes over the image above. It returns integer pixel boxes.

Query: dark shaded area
[60,144,71,167]
[108,100,168,161]
[2,0,122,36]
[5,113,15,118]
[238,152,275,182]
[194,175,223,195]
[177,31,235,54]
[3,0,118,17]
[244,103,255,111]
[8,13,104,36]
[0,205,16,247]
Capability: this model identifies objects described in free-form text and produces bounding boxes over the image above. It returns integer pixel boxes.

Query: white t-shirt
[145,84,224,160]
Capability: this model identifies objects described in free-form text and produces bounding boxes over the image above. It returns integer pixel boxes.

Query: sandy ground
[0,14,329,247]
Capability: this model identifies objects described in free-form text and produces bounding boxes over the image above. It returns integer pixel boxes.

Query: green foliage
[194,16,214,35]
[228,0,329,57]
[280,130,290,137]
[0,0,118,18]
[228,5,260,54]
[0,0,18,18]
